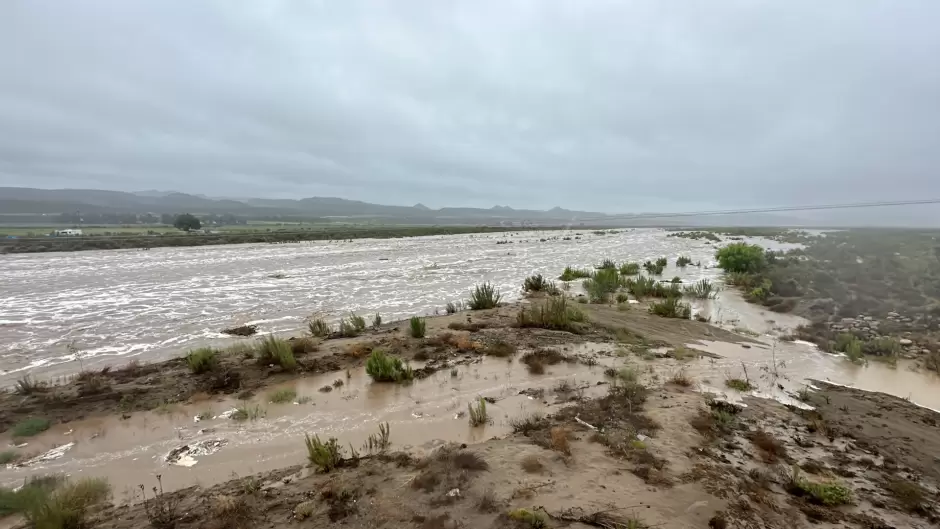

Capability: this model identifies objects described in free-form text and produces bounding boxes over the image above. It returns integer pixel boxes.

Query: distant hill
[1,187,937,227]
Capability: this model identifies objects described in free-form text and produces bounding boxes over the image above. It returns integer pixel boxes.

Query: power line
[4,198,939,244]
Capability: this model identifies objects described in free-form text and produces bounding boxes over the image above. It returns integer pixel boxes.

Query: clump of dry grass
[668,369,693,387]
[484,340,516,357]
[520,455,544,473]
[750,430,788,463]
[550,427,571,455]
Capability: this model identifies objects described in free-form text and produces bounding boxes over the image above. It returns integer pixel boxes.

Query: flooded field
[0,228,759,381]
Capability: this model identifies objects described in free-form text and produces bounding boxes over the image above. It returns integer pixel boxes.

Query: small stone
[899,339,913,346]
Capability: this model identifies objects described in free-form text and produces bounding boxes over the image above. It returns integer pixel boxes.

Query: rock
[899,339,913,346]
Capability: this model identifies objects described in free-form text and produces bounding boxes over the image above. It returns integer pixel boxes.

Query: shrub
[338,313,366,337]
[304,434,343,472]
[372,313,382,329]
[625,276,656,298]
[725,378,753,392]
[0,451,19,465]
[268,388,297,404]
[684,278,718,299]
[508,508,548,528]
[468,398,488,426]
[619,262,640,275]
[365,349,413,382]
[516,296,586,332]
[715,243,766,273]
[522,274,552,292]
[789,468,852,506]
[558,266,592,281]
[584,268,620,303]
[616,293,629,303]
[12,418,50,438]
[14,375,44,395]
[642,261,665,275]
[409,316,426,338]
[863,336,900,357]
[468,282,502,310]
[648,297,691,319]
[308,318,331,337]
[596,258,617,270]
[669,369,693,387]
[509,413,546,435]
[655,257,668,268]
[185,347,218,374]
[20,477,111,529]
[750,430,788,462]
[231,404,265,421]
[485,340,516,357]
[676,255,692,267]
[258,335,297,370]
[445,302,459,314]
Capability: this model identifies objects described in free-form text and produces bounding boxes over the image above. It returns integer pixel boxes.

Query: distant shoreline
[0,225,575,254]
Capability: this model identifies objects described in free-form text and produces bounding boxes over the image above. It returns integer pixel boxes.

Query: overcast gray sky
[1,1,939,212]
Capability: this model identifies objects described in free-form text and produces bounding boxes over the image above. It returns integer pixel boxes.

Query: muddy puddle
[1,350,616,496]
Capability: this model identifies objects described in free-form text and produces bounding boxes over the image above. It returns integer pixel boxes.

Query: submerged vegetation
[558,266,593,281]
[365,349,414,383]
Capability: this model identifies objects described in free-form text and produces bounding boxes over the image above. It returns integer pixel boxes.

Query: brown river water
[2,228,939,495]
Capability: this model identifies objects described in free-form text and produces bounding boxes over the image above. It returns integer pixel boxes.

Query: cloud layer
[2,0,939,211]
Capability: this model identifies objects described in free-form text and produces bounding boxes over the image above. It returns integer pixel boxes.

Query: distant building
[54,229,83,236]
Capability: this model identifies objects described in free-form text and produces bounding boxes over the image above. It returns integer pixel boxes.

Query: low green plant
[648,297,691,319]
[372,313,382,329]
[596,258,617,270]
[789,467,852,505]
[0,451,19,465]
[362,422,391,454]
[304,434,344,472]
[409,316,426,338]
[655,257,668,268]
[308,318,331,337]
[619,262,640,275]
[676,255,693,267]
[625,276,656,298]
[716,243,766,273]
[584,268,620,303]
[616,293,629,303]
[516,296,586,332]
[468,282,502,309]
[643,260,665,275]
[508,508,547,528]
[338,313,367,337]
[232,404,265,421]
[468,397,488,426]
[365,349,414,382]
[268,388,297,404]
[12,418,50,438]
[445,301,459,314]
[558,266,592,281]
[185,347,218,374]
[258,335,297,370]
[684,278,718,299]
[522,274,552,292]
[725,378,754,392]
[16,477,111,529]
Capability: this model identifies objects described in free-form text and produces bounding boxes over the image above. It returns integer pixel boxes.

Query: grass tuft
[14,375,44,395]
[619,262,640,275]
[268,388,297,404]
[558,266,593,281]
[508,413,546,435]
[683,278,718,299]
[304,434,343,472]
[365,349,413,383]
[648,297,692,319]
[516,296,586,332]
[257,335,297,370]
[308,318,331,337]
[724,378,754,392]
[468,282,502,310]
[338,313,366,337]
[676,255,693,267]
[185,347,218,374]
[408,316,426,338]
[468,397,488,426]
[522,274,559,294]
[12,417,51,438]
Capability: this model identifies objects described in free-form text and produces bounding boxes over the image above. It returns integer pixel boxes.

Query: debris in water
[165,439,228,467]
[17,442,75,467]
[215,408,238,420]
[221,325,257,337]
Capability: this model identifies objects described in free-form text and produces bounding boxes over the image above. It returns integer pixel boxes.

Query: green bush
[308,318,331,337]
[365,349,413,382]
[372,313,382,329]
[716,243,766,273]
[268,388,297,404]
[516,296,586,332]
[558,266,592,281]
[12,418,50,438]
[725,378,754,391]
[619,262,640,275]
[676,256,693,267]
[790,468,852,506]
[648,297,691,319]
[338,313,367,337]
[655,257,668,268]
[3,476,110,528]
[596,258,617,270]
[258,335,297,370]
[642,261,665,275]
[625,276,656,298]
[468,282,502,310]
[522,274,557,294]
[409,316,426,338]
[0,451,19,465]
[185,347,218,374]
[304,434,344,472]
[684,278,718,299]
[583,268,620,303]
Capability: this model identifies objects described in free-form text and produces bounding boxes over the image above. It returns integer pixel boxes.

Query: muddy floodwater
[1,228,793,381]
